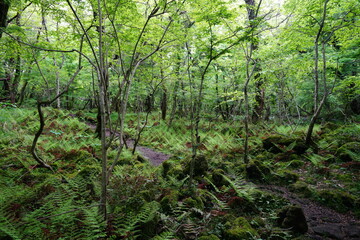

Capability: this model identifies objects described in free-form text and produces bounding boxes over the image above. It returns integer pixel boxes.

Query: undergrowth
[1,107,359,239]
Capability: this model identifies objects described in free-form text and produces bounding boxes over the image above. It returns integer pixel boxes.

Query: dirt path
[259,185,360,240]
[85,122,170,166]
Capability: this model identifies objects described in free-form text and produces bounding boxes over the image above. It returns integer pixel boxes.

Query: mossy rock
[316,189,356,213]
[250,216,266,228]
[336,142,360,162]
[162,160,173,177]
[289,181,313,197]
[263,136,308,155]
[210,169,228,187]
[183,196,204,210]
[273,170,299,185]
[277,205,308,233]
[224,217,259,240]
[184,155,209,177]
[198,235,220,240]
[227,196,257,213]
[162,160,184,179]
[263,136,293,154]
[246,159,271,182]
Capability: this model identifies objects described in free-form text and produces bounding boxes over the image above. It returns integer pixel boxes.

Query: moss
[263,136,294,154]
[277,205,308,233]
[316,189,356,213]
[198,235,220,240]
[224,217,259,240]
[210,169,228,187]
[250,216,266,228]
[184,155,209,177]
[246,159,271,182]
[263,135,308,154]
[227,196,257,213]
[274,170,299,185]
[289,181,313,197]
[162,160,184,179]
[183,196,204,210]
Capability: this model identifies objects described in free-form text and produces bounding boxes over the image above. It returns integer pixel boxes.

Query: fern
[221,174,256,202]
[114,201,160,239]
[150,231,175,240]
[0,209,21,240]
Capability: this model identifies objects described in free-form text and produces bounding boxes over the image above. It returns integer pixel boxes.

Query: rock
[227,196,257,213]
[274,170,299,185]
[184,155,208,177]
[263,136,292,154]
[198,235,220,240]
[277,205,308,233]
[316,189,356,213]
[312,224,345,240]
[224,217,259,240]
[289,181,313,197]
[246,159,271,182]
[263,136,308,155]
[343,224,360,238]
[210,169,228,187]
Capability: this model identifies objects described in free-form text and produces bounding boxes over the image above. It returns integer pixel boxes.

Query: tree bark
[0,0,10,38]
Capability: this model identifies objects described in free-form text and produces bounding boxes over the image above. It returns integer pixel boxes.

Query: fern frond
[115,201,160,238]
[221,174,255,202]
[150,231,175,240]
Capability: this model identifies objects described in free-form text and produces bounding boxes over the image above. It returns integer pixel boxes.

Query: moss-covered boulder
[183,196,204,210]
[162,160,184,179]
[277,205,308,233]
[336,142,360,162]
[273,170,299,185]
[263,136,308,155]
[198,235,220,240]
[184,155,209,177]
[210,169,228,187]
[226,196,257,213]
[289,181,313,197]
[224,217,259,240]
[246,159,271,182]
[316,189,357,213]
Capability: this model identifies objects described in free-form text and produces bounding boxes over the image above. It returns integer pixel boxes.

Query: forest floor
[259,185,360,240]
[84,121,171,166]
[86,116,360,239]
[1,107,360,239]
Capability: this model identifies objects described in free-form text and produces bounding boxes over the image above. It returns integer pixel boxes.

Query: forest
[0,0,359,239]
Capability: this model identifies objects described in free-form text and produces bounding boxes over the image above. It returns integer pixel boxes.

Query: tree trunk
[161,86,167,120]
[0,0,10,38]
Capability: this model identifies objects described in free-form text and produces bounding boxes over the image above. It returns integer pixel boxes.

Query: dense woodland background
[0,0,360,239]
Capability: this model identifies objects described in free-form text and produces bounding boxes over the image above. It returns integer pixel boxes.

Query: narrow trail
[259,185,360,240]
[84,121,170,166]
